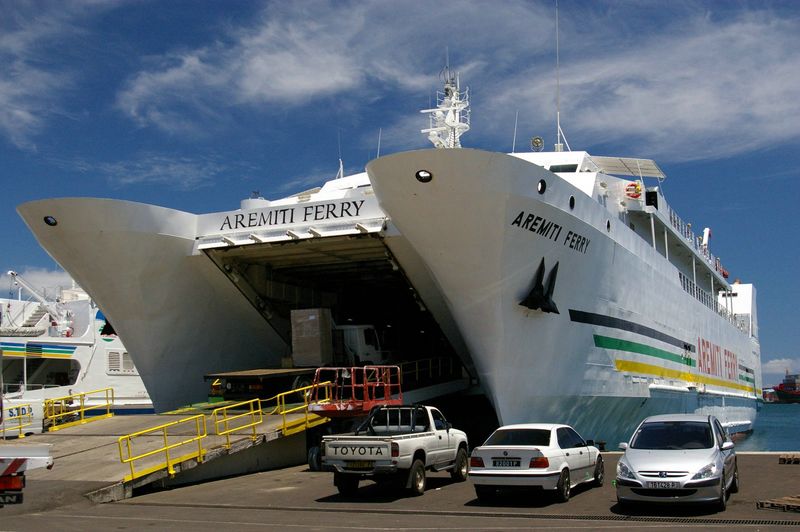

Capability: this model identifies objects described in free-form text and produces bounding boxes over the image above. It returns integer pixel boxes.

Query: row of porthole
[537,178,612,232]
[415,170,613,233]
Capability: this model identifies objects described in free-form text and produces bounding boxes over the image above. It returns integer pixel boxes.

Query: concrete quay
[3,453,800,530]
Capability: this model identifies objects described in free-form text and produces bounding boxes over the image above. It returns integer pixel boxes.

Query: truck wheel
[406,459,426,496]
[307,446,321,471]
[292,376,313,402]
[334,473,359,496]
[450,448,469,482]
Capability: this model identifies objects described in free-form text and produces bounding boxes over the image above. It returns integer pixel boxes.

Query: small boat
[773,372,800,403]
[1,271,152,435]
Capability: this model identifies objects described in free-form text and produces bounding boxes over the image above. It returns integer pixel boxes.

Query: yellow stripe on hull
[2,352,73,359]
[615,360,755,394]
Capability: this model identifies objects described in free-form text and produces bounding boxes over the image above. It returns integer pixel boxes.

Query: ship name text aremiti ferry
[17,70,760,445]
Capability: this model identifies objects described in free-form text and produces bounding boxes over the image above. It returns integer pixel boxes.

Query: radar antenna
[420,61,470,149]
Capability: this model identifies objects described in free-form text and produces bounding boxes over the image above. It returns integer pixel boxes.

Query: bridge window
[549,164,578,173]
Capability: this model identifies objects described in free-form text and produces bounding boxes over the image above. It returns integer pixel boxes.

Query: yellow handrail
[44,387,115,431]
[262,381,332,436]
[1,402,34,439]
[118,414,207,482]
[212,398,263,448]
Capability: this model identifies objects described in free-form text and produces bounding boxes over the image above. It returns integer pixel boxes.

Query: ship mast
[554,0,571,152]
[420,65,470,149]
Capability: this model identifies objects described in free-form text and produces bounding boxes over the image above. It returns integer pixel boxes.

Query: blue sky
[1,0,798,384]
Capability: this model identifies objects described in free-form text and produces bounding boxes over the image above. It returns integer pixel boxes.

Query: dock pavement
[3,452,800,530]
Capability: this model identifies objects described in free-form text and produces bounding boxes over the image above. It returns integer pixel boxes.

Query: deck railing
[44,387,115,431]
[118,414,207,482]
[262,382,332,437]
[399,357,458,387]
[1,402,34,439]
[666,204,728,278]
[212,398,263,449]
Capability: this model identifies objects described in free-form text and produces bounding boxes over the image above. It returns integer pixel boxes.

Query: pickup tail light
[391,442,399,458]
[0,474,25,490]
[469,456,484,468]
[529,456,549,468]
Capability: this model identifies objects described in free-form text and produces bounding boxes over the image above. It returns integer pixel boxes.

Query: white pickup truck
[321,404,469,496]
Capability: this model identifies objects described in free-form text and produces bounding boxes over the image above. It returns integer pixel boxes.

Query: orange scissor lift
[308,365,403,419]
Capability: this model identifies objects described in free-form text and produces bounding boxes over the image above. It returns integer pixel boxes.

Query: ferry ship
[1,271,152,433]
[16,72,760,445]
[367,73,761,444]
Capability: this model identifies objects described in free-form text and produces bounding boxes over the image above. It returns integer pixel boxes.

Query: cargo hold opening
[202,234,460,368]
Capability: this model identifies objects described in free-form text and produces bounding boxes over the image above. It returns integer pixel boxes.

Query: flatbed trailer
[205,367,317,402]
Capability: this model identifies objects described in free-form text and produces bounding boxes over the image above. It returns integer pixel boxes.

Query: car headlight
[691,462,718,480]
[617,459,636,480]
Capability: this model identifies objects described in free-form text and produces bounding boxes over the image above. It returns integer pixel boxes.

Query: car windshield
[630,421,714,450]
[484,428,550,446]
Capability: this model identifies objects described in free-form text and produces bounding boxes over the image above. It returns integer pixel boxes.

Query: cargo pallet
[757,495,800,513]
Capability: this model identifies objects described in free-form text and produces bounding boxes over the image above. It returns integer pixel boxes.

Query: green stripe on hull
[594,334,695,367]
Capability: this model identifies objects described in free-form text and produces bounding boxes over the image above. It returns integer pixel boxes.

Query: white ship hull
[17,199,289,411]
[2,294,152,433]
[367,148,761,445]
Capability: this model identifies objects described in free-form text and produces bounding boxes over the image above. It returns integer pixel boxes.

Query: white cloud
[4,1,799,164]
[762,358,800,380]
[277,168,341,194]
[5,268,74,301]
[115,0,553,135]
[0,1,114,149]
[479,10,800,161]
[118,1,800,161]
[0,63,61,149]
[88,154,231,190]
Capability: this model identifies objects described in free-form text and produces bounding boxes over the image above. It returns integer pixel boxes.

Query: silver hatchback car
[615,414,738,510]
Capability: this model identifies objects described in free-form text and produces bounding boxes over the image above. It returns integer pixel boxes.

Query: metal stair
[21,305,47,327]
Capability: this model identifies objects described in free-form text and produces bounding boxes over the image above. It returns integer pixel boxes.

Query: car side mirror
[586,439,594,447]
[446,421,452,431]
[721,441,734,451]
[618,442,628,450]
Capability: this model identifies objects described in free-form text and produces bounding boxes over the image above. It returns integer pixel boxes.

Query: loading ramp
[20,375,470,503]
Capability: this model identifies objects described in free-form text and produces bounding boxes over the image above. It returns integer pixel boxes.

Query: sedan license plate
[646,481,679,489]
[492,459,520,468]
[347,461,374,470]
